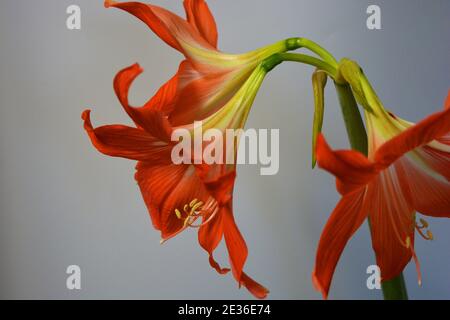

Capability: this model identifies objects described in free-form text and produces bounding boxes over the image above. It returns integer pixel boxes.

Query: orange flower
[104,0,300,126]
[313,90,450,299]
[82,59,279,298]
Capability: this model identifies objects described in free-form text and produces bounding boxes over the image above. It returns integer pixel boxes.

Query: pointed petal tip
[255,289,269,300]
[239,272,270,299]
[445,89,450,109]
[312,271,329,300]
[104,0,116,8]
[130,62,143,73]
[243,282,269,300]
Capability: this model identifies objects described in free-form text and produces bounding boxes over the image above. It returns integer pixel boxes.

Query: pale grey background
[1,0,449,299]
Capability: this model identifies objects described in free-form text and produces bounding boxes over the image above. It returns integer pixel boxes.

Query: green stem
[334,82,368,154]
[334,82,408,300]
[264,49,408,299]
[286,37,338,67]
[298,38,339,67]
[278,53,337,77]
[381,273,409,300]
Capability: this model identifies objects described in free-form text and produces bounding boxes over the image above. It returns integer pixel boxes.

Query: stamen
[419,218,428,228]
[405,236,411,249]
[174,198,215,229]
[189,199,198,207]
[415,217,434,241]
[411,248,422,286]
[191,201,203,213]
[402,237,423,286]
[175,209,182,219]
[185,203,219,228]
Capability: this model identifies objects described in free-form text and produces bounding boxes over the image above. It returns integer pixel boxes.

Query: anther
[405,236,411,249]
[174,199,208,228]
[415,218,434,241]
[175,209,182,219]
[419,218,428,228]
[189,199,198,207]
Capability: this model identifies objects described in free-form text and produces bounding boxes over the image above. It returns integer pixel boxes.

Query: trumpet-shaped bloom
[105,0,300,126]
[313,86,450,299]
[83,60,277,298]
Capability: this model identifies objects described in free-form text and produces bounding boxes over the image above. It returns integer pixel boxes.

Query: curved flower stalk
[104,0,313,126]
[313,58,450,298]
[82,56,286,298]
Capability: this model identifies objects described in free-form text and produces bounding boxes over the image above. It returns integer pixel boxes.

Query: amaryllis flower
[82,58,280,298]
[313,87,450,299]
[104,0,301,126]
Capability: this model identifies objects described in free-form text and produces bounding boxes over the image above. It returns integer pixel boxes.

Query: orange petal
[400,156,450,217]
[207,254,230,275]
[416,134,450,181]
[105,0,214,53]
[316,134,377,195]
[367,164,415,282]
[135,162,186,230]
[82,110,171,161]
[135,163,211,238]
[375,107,450,168]
[222,206,247,282]
[184,0,218,48]
[198,208,230,274]
[162,166,210,239]
[146,61,190,114]
[169,67,234,125]
[222,206,268,298]
[240,272,269,299]
[445,89,450,110]
[113,63,176,141]
[203,170,236,205]
[312,188,368,299]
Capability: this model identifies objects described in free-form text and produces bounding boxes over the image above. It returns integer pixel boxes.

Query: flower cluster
[83,1,450,299]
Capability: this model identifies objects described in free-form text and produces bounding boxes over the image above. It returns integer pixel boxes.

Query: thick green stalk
[334,82,367,154]
[334,82,408,300]
[381,273,408,300]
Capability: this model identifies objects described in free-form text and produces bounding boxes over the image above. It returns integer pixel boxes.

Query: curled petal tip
[81,109,93,130]
[81,109,90,121]
[131,62,143,73]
